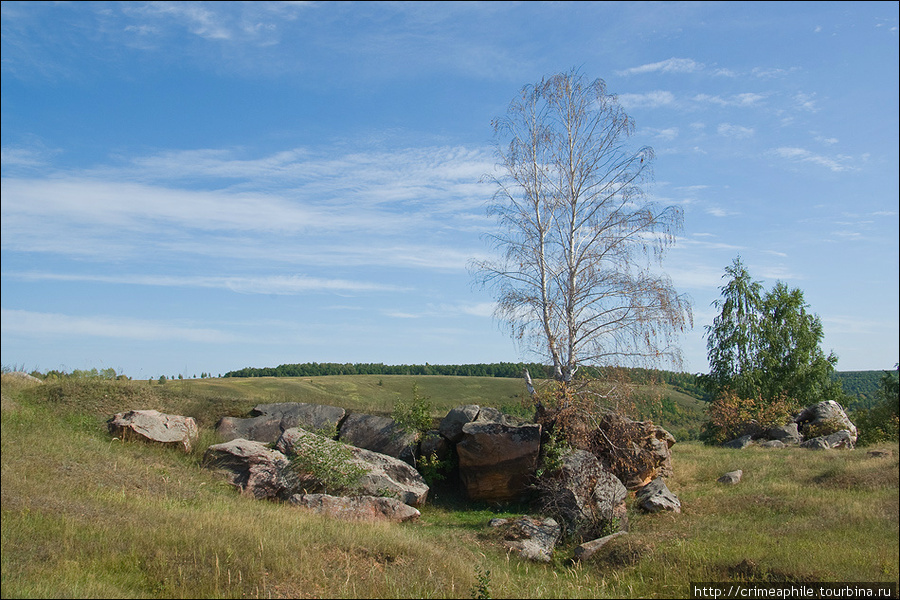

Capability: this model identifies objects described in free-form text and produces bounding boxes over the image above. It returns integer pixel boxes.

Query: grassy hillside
[2,374,896,598]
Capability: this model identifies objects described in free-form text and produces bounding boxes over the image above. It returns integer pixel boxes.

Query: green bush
[701,390,799,445]
[288,433,368,495]
[392,382,433,437]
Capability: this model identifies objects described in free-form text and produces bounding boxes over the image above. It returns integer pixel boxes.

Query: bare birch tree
[473,70,692,384]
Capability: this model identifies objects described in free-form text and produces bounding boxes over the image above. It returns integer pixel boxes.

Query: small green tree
[702,257,764,400]
[391,382,433,438]
[701,258,841,407]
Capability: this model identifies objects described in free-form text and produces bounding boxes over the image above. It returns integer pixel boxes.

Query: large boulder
[591,412,676,489]
[203,438,291,499]
[338,413,418,465]
[419,429,451,462]
[438,404,525,443]
[216,402,346,443]
[108,409,199,453]
[794,401,857,444]
[536,449,627,539]
[456,421,542,502]
[766,423,802,444]
[438,405,481,442]
[288,493,421,523]
[276,428,429,507]
[800,430,855,450]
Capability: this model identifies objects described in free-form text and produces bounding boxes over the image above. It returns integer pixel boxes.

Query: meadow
[1,373,897,598]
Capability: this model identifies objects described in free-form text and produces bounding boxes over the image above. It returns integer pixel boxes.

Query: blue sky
[2,1,897,379]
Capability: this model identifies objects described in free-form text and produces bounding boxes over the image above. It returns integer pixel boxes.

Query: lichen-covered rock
[490,516,561,563]
[717,470,743,485]
[216,402,345,443]
[288,493,420,522]
[800,429,855,450]
[438,405,481,442]
[276,428,429,507]
[634,477,681,513]
[536,449,627,539]
[338,413,418,465]
[203,438,291,499]
[108,409,199,453]
[794,401,857,444]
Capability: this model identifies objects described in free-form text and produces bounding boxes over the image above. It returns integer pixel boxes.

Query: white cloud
[793,92,818,112]
[2,271,408,295]
[0,145,495,268]
[717,123,755,139]
[617,58,704,76]
[770,147,855,173]
[693,93,766,107]
[0,308,237,343]
[617,91,676,109]
[642,127,679,141]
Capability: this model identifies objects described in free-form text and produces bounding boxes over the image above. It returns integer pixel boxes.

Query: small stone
[717,470,743,485]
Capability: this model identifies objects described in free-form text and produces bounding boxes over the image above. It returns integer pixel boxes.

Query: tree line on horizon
[220,361,893,410]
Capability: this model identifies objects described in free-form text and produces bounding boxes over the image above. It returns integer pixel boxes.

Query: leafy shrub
[417,451,451,487]
[702,390,800,445]
[392,382,433,437]
[802,416,848,440]
[470,566,491,600]
[535,429,571,479]
[288,433,369,495]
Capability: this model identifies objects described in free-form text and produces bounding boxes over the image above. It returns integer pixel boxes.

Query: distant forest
[833,370,897,410]
[224,362,892,408]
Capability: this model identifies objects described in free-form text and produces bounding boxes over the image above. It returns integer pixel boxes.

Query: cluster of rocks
[722,400,859,450]
[107,400,684,562]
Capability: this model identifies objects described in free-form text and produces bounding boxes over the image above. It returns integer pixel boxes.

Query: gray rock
[766,423,802,444]
[717,470,743,485]
[794,401,857,444]
[474,406,526,427]
[217,402,346,443]
[216,414,284,444]
[635,478,681,513]
[419,429,450,462]
[288,493,420,523]
[800,429,855,450]
[338,413,419,465]
[867,450,893,458]
[438,405,481,442]
[723,434,755,449]
[251,402,346,434]
[537,449,627,539]
[574,531,628,561]
[276,427,429,507]
[758,440,786,449]
[493,516,561,563]
[203,438,291,499]
[4,371,42,384]
[108,409,199,453]
[456,421,542,502]
[800,436,831,450]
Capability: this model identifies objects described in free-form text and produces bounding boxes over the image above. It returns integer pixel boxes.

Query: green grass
[2,374,897,598]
